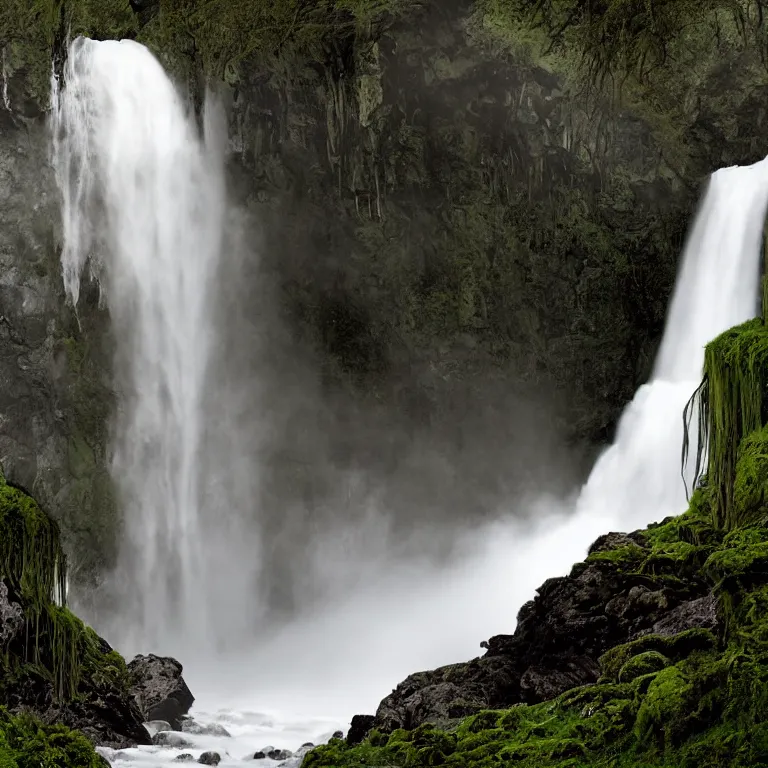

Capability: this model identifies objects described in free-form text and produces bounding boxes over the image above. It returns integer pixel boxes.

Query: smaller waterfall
[52,37,229,652]
[575,157,768,532]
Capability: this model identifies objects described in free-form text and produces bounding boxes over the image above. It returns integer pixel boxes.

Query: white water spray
[52,37,229,652]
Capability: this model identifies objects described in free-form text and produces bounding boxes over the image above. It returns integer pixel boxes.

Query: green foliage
[0,707,104,768]
[687,319,768,530]
[478,0,766,90]
[138,0,415,76]
[0,474,66,608]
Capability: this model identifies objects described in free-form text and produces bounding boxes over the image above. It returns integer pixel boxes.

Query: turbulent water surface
[51,36,768,767]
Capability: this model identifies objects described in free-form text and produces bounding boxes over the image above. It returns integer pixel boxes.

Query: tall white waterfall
[52,37,230,652]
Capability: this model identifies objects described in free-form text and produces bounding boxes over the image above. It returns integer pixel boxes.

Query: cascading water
[49,35,768,768]
[574,159,768,534]
[52,37,230,653]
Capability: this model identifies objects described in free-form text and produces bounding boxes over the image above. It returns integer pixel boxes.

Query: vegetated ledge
[305,318,768,767]
[0,471,150,766]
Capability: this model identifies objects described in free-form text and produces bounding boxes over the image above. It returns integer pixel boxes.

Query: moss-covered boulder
[0,473,150,750]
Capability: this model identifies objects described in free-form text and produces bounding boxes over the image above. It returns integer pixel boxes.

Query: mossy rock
[0,473,129,703]
[694,319,768,531]
[599,630,716,681]
[617,651,669,683]
[0,474,66,608]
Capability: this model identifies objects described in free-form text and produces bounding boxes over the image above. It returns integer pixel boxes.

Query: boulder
[346,715,375,745]
[181,718,231,737]
[198,752,221,766]
[128,654,194,730]
[153,730,194,749]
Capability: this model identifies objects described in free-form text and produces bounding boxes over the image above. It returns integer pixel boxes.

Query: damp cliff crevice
[1,0,768,586]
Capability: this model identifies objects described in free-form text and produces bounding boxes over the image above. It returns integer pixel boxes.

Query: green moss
[599,630,716,681]
[0,473,66,607]
[692,319,768,530]
[586,544,648,569]
[0,474,124,702]
[618,651,669,683]
[0,707,104,768]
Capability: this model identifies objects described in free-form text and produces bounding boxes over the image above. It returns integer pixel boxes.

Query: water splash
[51,37,234,652]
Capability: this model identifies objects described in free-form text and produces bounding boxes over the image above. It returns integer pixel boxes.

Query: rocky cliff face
[0,85,115,589]
[0,0,766,587]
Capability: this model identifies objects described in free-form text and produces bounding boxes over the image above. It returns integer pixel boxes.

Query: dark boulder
[346,714,375,745]
[198,752,221,766]
[128,654,194,730]
[637,594,718,638]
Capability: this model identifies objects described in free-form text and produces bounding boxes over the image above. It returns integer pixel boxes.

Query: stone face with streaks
[0,581,23,646]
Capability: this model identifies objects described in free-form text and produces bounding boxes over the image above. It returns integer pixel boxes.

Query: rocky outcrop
[363,517,720,736]
[0,100,115,592]
[4,661,151,750]
[128,654,195,730]
[0,475,150,750]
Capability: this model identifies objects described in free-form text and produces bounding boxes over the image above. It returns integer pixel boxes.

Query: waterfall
[574,159,768,533]
[52,37,231,653]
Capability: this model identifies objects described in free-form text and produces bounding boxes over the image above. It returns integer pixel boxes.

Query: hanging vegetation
[0,475,117,701]
[683,318,768,531]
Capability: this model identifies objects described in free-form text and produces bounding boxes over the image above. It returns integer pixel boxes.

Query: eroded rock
[153,730,194,749]
[0,581,23,646]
